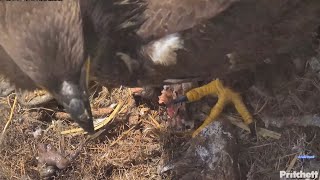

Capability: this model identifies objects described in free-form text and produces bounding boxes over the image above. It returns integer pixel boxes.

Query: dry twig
[0,94,17,144]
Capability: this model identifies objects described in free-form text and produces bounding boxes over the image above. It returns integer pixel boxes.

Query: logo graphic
[280,171,319,179]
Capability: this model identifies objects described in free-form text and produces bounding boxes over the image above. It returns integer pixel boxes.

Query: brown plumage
[80,0,146,87]
[86,0,320,137]
[0,46,36,90]
[138,0,319,85]
[137,0,238,40]
[0,1,94,133]
[89,0,320,90]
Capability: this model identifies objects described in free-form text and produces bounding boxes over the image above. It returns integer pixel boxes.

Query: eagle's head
[2,1,94,133]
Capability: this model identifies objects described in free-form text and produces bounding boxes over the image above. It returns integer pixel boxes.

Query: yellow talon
[186,79,253,138]
[34,89,48,96]
[23,89,48,101]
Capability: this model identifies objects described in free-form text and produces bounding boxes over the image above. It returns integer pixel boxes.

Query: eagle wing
[133,0,320,84]
[0,2,44,90]
[137,0,239,40]
[0,0,85,89]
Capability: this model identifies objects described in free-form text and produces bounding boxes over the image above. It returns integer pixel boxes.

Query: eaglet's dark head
[1,1,94,133]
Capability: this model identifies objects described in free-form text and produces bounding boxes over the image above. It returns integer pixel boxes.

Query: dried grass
[1,74,320,180]
[0,86,163,180]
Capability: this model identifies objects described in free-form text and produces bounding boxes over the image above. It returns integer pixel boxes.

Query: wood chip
[61,101,124,135]
[226,115,281,139]
[55,107,114,119]
[286,155,298,172]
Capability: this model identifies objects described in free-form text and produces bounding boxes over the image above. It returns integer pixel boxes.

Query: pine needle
[0,95,18,143]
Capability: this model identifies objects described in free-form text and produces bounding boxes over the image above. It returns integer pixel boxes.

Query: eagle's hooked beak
[54,57,94,134]
[65,93,94,134]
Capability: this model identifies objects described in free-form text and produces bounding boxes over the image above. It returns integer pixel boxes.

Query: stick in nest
[0,94,17,144]
[54,107,114,119]
[61,101,124,135]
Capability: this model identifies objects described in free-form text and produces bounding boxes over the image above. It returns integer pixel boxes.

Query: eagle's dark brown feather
[137,0,238,40]
[0,1,85,90]
[0,45,36,91]
[87,0,320,101]
[81,0,147,87]
[0,0,94,133]
[136,0,320,84]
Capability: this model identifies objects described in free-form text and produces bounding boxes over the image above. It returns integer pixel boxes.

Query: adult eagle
[86,0,320,137]
[0,1,94,133]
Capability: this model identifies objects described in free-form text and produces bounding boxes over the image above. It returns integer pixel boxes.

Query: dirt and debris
[158,83,197,131]
[37,137,87,179]
[158,120,239,180]
[37,143,70,170]
[1,56,320,180]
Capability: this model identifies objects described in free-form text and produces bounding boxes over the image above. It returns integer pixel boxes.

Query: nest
[0,85,163,179]
[1,59,320,179]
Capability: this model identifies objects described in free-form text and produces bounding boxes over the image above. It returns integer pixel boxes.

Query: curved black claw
[248,123,257,141]
[172,95,189,104]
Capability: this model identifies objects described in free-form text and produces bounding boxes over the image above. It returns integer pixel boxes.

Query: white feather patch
[61,81,75,96]
[149,33,184,66]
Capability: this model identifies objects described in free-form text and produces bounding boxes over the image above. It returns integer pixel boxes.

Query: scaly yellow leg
[185,79,253,137]
[192,96,227,137]
[232,93,253,125]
